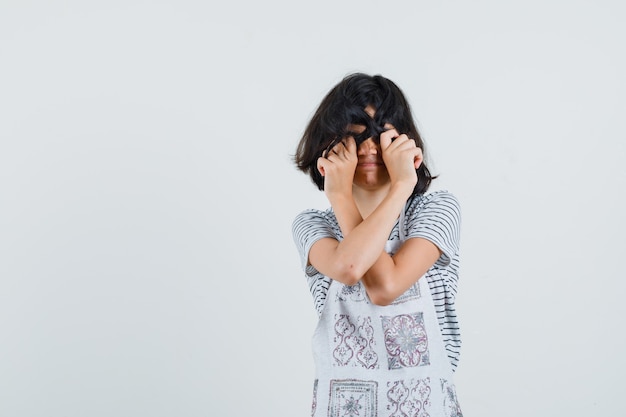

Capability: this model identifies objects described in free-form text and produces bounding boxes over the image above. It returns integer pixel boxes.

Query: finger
[382,130,408,151]
[380,128,399,143]
[326,147,343,162]
[380,128,398,151]
[344,136,357,155]
[381,128,399,140]
[322,139,339,158]
[316,157,326,176]
[391,135,414,150]
[397,141,420,156]
[331,141,347,159]
[336,140,356,161]
[413,148,423,169]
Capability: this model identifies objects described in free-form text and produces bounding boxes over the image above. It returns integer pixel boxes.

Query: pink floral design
[381,313,430,369]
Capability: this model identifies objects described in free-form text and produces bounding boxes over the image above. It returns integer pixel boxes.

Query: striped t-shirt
[292,190,463,371]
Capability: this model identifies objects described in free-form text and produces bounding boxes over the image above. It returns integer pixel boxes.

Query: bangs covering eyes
[344,124,392,145]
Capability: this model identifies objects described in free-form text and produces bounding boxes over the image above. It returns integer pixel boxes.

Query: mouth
[357,159,384,168]
[358,158,383,165]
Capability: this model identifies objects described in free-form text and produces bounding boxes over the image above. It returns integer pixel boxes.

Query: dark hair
[293,72,435,196]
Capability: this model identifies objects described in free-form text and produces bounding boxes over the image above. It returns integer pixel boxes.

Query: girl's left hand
[379,129,423,192]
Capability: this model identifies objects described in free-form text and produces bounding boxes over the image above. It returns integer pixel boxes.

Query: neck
[352,183,393,219]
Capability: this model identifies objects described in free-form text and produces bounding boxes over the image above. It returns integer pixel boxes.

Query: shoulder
[292,208,341,238]
[404,190,462,240]
[404,190,462,265]
[292,208,336,227]
[292,208,342,270]
[407,190,461,217]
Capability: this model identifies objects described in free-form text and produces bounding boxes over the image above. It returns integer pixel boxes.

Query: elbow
[365,281,398,306]
[368,292,395,306]
[334,261,365,286]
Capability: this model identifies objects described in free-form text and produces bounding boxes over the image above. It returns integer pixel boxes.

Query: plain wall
[1,0,624,416]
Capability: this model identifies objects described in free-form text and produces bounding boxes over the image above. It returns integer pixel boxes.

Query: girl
[292,73,463,417]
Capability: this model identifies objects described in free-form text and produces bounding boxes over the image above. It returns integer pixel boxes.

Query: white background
[1,0,624,416]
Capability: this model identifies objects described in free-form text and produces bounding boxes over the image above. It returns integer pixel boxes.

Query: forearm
[361,237,442,305]
[328,194,362,237]
[329,185,410,281]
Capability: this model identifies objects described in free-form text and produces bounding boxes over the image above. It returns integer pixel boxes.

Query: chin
[354,174,390,190]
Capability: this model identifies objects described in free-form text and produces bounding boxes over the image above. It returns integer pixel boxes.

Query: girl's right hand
[317,137,358,199]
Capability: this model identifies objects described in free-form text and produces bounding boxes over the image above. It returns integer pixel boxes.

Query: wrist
[389,181,415,200]
[329,193,361,236]
[326,188,354,203]
[326,191,354,209]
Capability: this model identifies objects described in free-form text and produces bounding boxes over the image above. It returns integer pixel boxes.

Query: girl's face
[347,106,395,191]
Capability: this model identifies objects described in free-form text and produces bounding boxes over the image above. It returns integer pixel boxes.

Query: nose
[357,138,379,155]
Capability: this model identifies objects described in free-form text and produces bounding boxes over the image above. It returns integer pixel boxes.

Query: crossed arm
[307,131,442,305]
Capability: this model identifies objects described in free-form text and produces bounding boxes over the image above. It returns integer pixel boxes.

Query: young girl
[292,73,463,417]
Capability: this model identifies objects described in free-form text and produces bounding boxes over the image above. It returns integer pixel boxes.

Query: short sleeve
[292,209,339,273]
[405,191,461,266]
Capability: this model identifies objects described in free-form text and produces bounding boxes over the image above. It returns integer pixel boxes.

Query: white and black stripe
[292,190,463,370]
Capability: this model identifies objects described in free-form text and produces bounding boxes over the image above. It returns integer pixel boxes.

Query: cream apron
[310,208,463,417]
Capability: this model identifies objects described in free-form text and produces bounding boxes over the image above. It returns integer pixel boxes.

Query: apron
[310,207,463,417]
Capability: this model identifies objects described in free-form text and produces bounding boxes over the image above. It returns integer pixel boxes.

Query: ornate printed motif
[386,378,431,417]
[333,314,356,365]
[441,379,463,417]
[329,379,378,417]
[311,379,318,417]
[381,313,430,369]
[336,282,369,303]
[391,282,422,305]
[333,314,379,369]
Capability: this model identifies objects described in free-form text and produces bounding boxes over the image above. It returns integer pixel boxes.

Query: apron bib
[310,207,463,417]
